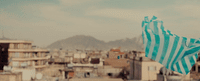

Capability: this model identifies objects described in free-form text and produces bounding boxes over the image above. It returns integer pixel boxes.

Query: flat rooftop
[69,78,123,81]
[0,40,33,43]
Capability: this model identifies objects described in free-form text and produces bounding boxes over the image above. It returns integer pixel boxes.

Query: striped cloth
[141,16,200,75]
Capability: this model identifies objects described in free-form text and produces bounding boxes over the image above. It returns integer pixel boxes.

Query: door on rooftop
[117,56,120,59]
[65,71,68,79]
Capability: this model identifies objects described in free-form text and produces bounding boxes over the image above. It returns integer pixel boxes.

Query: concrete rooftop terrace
[0,40,33,43]
[69,78,123,81]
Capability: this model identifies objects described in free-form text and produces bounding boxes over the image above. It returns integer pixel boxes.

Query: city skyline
[1,0,200,47]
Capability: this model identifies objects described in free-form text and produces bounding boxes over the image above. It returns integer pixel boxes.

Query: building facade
[0,40,49,71]
[108,48,126,59]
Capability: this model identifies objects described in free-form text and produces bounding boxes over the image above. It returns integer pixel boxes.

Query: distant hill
[47,35,144,51]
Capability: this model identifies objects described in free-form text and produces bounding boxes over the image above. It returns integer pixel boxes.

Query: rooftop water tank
[36,73,43,80]
[3,66,12,71]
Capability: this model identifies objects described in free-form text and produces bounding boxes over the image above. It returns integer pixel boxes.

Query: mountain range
[46,35,144,51]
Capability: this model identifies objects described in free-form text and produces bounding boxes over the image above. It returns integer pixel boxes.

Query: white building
[129,51,191,81]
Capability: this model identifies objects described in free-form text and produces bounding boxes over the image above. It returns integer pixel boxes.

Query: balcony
[8,48,49,52]
[12,57,48,61]
[34,65,47,68]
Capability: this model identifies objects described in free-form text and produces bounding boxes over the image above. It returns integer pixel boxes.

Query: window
[21,61,28,67]
[32,53,34,56]
[12,53,15,58]
[41,53,44,57]
[28,53,31,57]
[32,53,36,57]
[14,44,20,49]
[23,53,26,58]
[44,53,47,57]
[12,61,19,67]
[24,53,29,58]
[27,61,30,65]
[24,44,28,49]
[41,61,44,65]
[35,60,38,65]
[13,52,19,58]
[148,66,156,71]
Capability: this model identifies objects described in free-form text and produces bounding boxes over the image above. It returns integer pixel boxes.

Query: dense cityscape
[0,38,200,81]
[1,0,200,81]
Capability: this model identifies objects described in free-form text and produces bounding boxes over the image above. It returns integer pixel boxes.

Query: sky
[0,0,200,47]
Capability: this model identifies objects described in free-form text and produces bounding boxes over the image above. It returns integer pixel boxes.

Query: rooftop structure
[129,50,191,81]
[108,47,126,59]
[0,72,22,81]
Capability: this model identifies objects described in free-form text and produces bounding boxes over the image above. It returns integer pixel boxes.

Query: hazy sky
[0,0,200,47]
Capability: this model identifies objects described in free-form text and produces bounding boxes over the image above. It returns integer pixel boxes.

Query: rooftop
[104,58,129,68]
[110,49,120,52]
[118,52,125,55]
[0,39,33,43]
[0,72,22,75]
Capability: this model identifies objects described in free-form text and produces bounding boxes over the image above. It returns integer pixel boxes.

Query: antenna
[2,27,4,38]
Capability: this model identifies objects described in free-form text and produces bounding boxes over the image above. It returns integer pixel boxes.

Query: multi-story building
[129,50,191,81]
[0,40,49,71]
[191,53,200,73]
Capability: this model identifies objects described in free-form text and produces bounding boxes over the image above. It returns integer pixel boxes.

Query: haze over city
[0,0,200,47]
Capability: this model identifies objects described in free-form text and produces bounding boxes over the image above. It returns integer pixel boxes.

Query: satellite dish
[36,73,43,80]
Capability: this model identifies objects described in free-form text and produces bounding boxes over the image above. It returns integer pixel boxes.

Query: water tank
[3,66,12,71]
[68,64,73,68]
[36,73,43,80]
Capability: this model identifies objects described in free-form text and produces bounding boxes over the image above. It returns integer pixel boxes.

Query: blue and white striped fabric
[142,16,200,75]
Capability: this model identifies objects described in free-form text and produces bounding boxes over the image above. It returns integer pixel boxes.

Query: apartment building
[0,40,49,71]
[129,50,191,81]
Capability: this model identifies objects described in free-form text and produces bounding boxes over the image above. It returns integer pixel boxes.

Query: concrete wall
[74,53,86,58]
[142,61,163,80]
[134,61,141,80]
[133,60,163,81]
[0,72,22,81]
[157,73,191,81]
[12,68,36,81]
[173,71,191,80]
[108,51,118,59]
[141,61,163,81]
[129,60,134,80]
[98,66,122,76]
